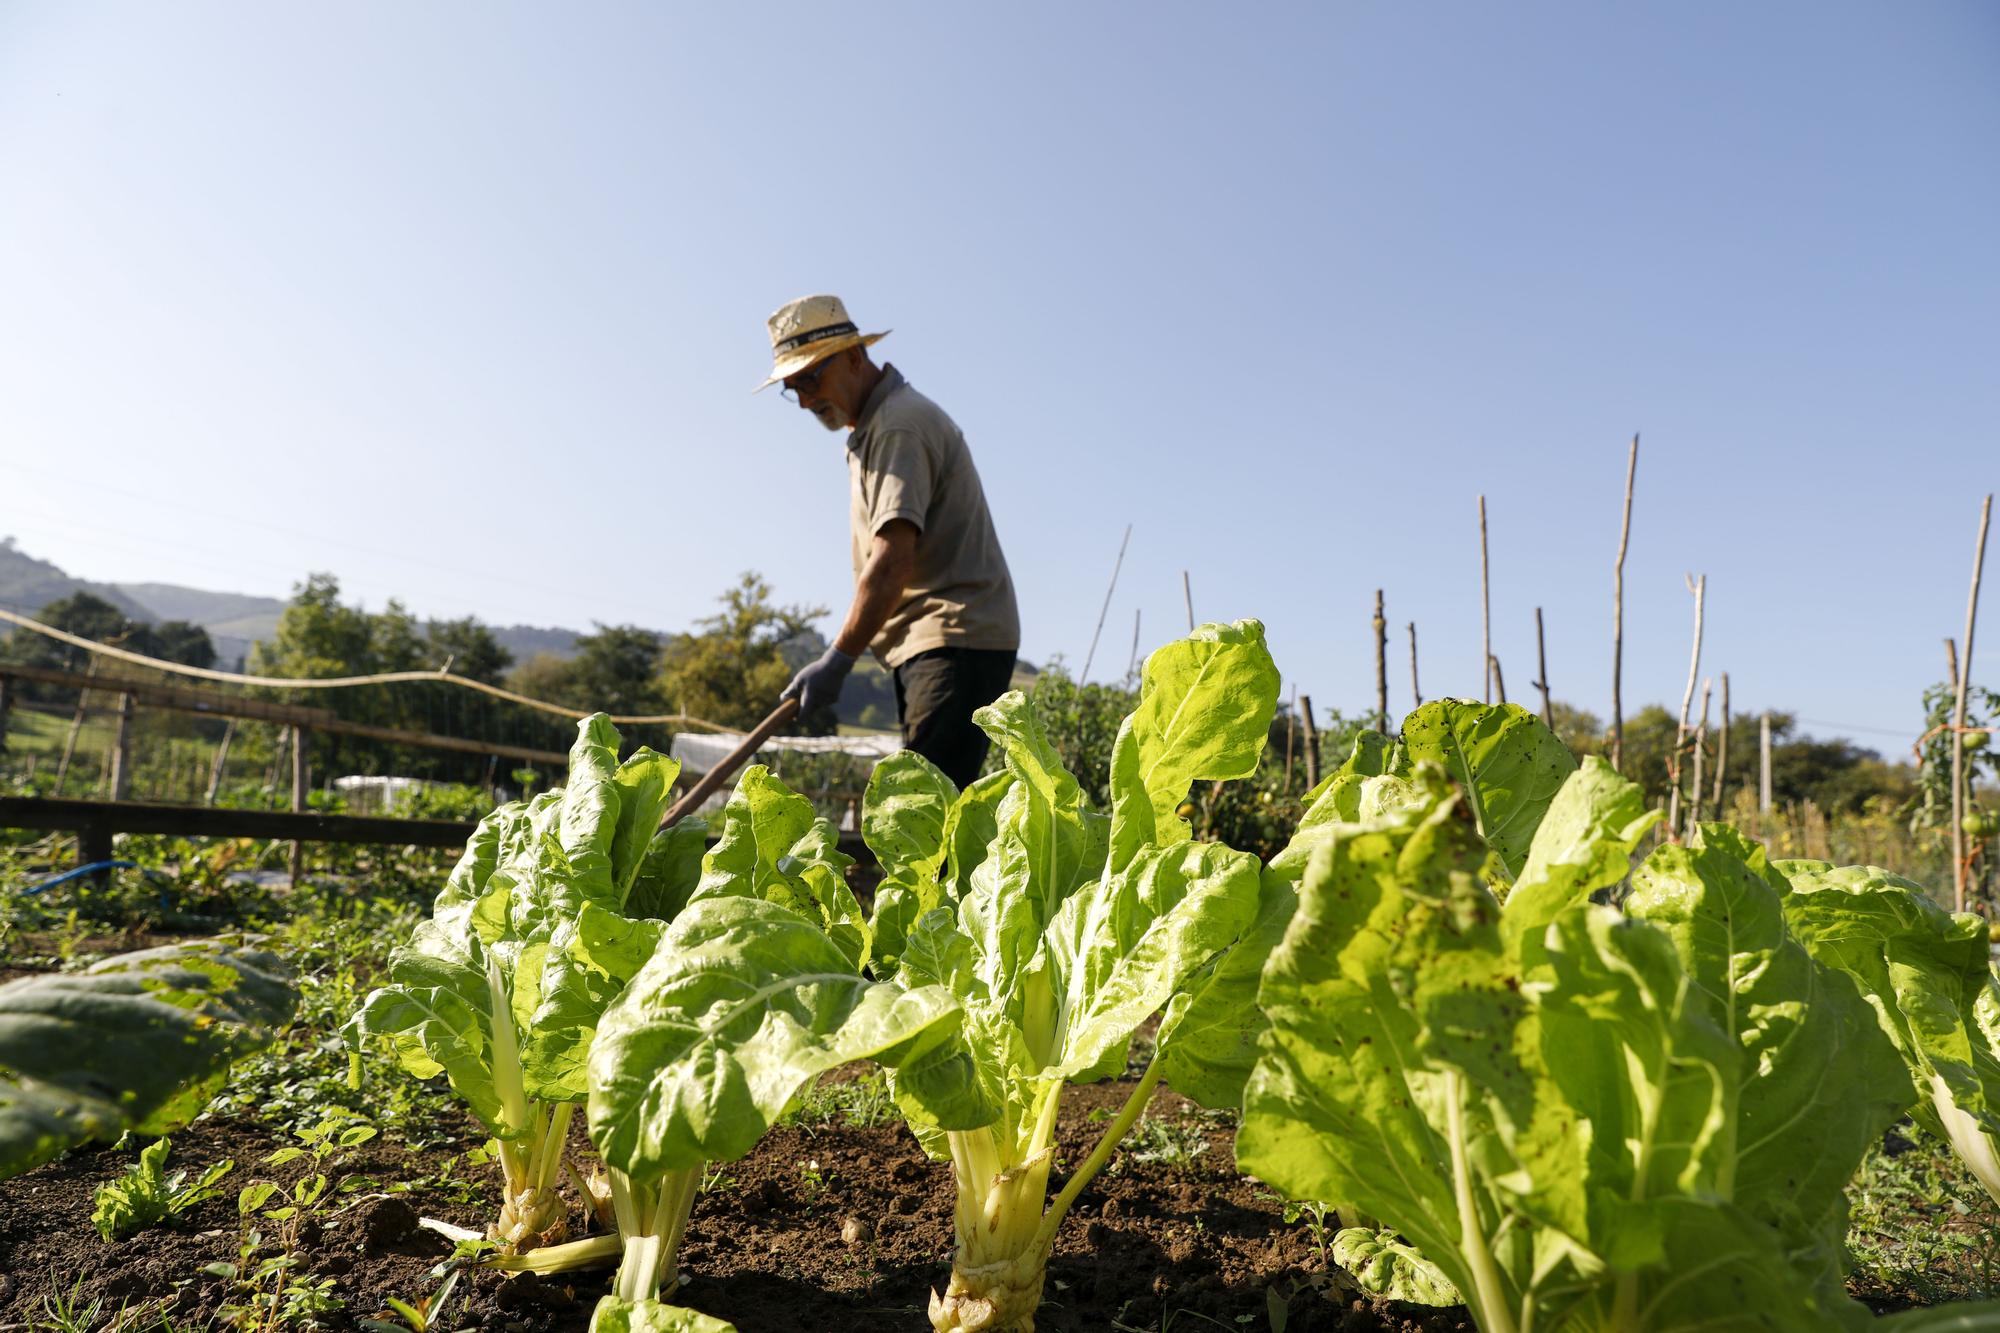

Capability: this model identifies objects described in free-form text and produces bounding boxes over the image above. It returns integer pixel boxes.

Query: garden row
[8,621,2000,1332]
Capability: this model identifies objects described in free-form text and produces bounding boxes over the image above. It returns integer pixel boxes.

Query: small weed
[781,1066,896,1130]
[1115,1110,1211,1174]
[1845,1126,2000,1305]
[35,1270,113,1333]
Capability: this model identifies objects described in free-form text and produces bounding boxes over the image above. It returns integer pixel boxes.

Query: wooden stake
[1479,495,1492,703]
[1532,606,1553,729]
[289,724,309,890]
[1077,523,1131,685]
[109,692,135,802]
[1125,608,1143,683]
[1689,678,1712,834]
[1711,673,1731,808]
[1490,655,1508,705]
[1408,622,1422,707]
[53,659,100,796]
[1373,590,1389,733]
[1283,683,1298,791]
[1947,637,1961,696]
[1667,573,1706,840]
[1612,435,1638,771]
[1182,570,1196,633]
[1759,711,1773,814]
[0,673,12,758]
[1952,494,1994,912]
[1299,694,1321,789]
[206,719,237,806]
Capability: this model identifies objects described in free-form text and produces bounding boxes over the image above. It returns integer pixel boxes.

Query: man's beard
[812,403,844,431]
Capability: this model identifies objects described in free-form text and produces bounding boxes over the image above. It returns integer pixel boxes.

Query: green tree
[250,574,374,680]
[570,623,666,718]
[507,651,581,706]
[135,620,217,670]
[427,617,514,685]
[657,573,828,731]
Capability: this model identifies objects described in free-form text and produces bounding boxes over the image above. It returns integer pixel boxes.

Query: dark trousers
[893,647,1018,790]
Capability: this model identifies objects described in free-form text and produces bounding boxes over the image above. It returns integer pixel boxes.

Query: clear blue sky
[3,3,1995,746]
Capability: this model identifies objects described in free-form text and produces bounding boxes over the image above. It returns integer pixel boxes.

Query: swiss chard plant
[850,621,1283,1332]
[0,939,298,1181]
[1240,704,2000,1332]
[347,715,687,1251]
[1772,857,2000,1208]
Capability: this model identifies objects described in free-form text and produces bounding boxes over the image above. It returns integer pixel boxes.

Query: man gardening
[760,294,1019,789]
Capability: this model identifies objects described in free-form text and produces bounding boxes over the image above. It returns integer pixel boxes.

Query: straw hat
[755,294,889,391]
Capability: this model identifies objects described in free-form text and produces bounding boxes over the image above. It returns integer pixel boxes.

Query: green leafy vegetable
[91,1136,233,1241]
[869,621,1281,1332]
[348,715,680,1251]
[1241,759,1906,1332]
[1773,858,2000,1206]
[0,939,298,1181]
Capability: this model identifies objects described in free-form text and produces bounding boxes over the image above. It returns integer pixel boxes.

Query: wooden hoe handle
[657,697,801,829]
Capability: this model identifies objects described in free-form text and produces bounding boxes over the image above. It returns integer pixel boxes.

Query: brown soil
[0,1078,1469,1333]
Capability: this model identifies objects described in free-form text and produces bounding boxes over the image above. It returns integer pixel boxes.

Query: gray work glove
[782,644,857,714]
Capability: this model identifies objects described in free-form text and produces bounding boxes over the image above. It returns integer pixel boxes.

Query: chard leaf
[1156,868,1298,1108]
[1772,860,1993,1152]
[1046,838,1263,1080]
[1106,620,1281,870]
[1501,757,1658,942]
[1399,700,1576,878]
[587,897,961,1178]
[609,747,680,896]
[519,904,670,1104]
[1,941,298,1180]
[864,750,957,882]
[1238,808,1495,1317]
[626,817,708,923]
[971,692,1094,924]
[1329,1226,1462,1306]
[942,769,1012,902]
[1626,835,1912,1264]
[864,752,958,979]
[695,765,868,969]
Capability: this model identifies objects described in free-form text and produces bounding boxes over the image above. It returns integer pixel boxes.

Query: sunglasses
[779,361,833,404]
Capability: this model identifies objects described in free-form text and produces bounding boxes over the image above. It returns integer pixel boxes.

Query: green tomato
[1964,813,1986,837]
[1963,730,1991,753]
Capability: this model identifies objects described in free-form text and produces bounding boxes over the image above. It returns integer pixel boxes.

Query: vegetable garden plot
[7,621,2000,1332]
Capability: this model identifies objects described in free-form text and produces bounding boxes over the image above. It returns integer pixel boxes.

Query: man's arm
[834,519,918,656]
[783,519,918,711]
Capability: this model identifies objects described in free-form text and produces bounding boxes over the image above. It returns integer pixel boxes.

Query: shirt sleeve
[865,428,933,536]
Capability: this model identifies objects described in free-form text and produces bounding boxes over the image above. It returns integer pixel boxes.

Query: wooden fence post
[290,724,309,890]
[109,692,136,802]
[1299,695,1321,790]
[1489,655,1508,705]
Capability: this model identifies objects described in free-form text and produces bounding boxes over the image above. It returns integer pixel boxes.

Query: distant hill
[0,540,154,624]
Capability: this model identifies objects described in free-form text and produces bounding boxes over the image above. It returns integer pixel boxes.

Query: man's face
[784,349,859,432]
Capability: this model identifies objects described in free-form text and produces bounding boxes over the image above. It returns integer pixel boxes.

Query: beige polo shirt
[847,364,1020,669]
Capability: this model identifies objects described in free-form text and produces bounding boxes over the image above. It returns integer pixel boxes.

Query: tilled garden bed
[0,1077,1467,1333]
